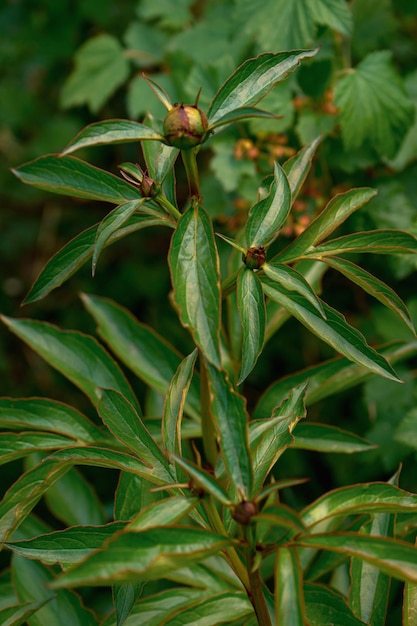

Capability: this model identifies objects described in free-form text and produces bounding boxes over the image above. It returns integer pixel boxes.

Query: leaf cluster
[2,10,417,626]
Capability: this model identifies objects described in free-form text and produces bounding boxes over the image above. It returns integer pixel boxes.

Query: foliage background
[2,1,417,619]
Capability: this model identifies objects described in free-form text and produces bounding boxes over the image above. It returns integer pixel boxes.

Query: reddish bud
[163,104,208,150]
[139,171,156,197]
[243,246,266,270]
[232,500,258,525]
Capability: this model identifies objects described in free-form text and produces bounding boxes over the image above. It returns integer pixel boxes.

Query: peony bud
[138,171,156,197]
[232,500,258,525]
[242,246,266,270]
[119,164,157,197]
[163,103,208,150]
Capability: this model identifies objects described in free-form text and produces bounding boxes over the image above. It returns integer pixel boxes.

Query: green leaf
[123,20,167,66]
[141,119,179,184]
[171,456,232,506]
[296,533,417,583]
[207,49,318,125]
[50,527,232,588]
[0,398,106,443]
[254,342,417,417]
[0,600,50,626]
[306,230,417,257]
[92,199,146,274]
[396,409,417,451]
[0,433,76,465]
[97,388,173,482]
[0,570,16,610]
[302,482,417,528]
[23,214,165,304]
[210,140,257,193]
[142,73,173,111]
[0,459,71,540]
[283,135,321,200]
[162,350,198,461]
[43,467,105,526]
[262,262,325,317]
[61,34,130,113]
[238,0,351,51]
[296,109,337,145]
[250,383,307,493]
[237,269,265,384]
[258,478,310,503]
[260,278,401,382]
[307,0,353,35]
[167,11,240,67]
[248,81,295,134]
[167,555,244,593]
[12,555,97,626]
[128,71,175,118]
[317,256,416,334]
[169,204,221,368]
[334,51,415,158]
[404,555,417,626]
[275,547,306,626]
[5,523,126,567]
[12,155,141,203]
[0,316,139,409]
[292,423,376,454]
[81,294,200,420]
[207,364,253,499]
[277,188,377,263]
[208,106,277,130]
[128,495,199,530]
[10,515,51,542]
[349,514,393,626]
[161,591,254,625]
[245,161,291,248]
[113,583,143,626]
[304,583,367,626]
[101,588,206,626]
[114,473,157,522]
[49,446,158,482]
[62,120,164,155]
[137,0,193,27]
[256,505,306,536]
[234,0,316,53]
[388,70,417,171]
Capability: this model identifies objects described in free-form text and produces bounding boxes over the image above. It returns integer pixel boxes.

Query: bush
[2,3,417,625]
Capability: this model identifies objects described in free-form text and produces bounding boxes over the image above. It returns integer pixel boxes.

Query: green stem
[243,525,272,626]
[248,566,273,626]
[205,498,250,591]
[181,148,201,201]
[156,194,182,221]
[199,354,217,469]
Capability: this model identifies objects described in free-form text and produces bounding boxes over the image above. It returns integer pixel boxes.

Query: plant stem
[241,525,272,626]
[156,194,182,220]
[181,148,201,201]
[248,565,273,626]
[206,499,270,625]
[205,498,250,591]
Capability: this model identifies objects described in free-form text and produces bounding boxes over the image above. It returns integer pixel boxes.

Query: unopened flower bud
[232,500,258,525]
[243,246,266,270]
[163,104,208,150]
[139,171,156,197]
[119,164,157,197]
